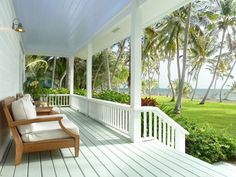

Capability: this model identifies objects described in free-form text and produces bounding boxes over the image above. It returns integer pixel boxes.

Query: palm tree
[174,3,192,113]
[200,0,236,104]
[104,48,111,90]
[224,81,236,99]
[219,28,236,102]
[188,27,217,100]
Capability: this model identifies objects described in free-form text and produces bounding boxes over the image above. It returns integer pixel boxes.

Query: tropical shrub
[160,104,236,163]
[46,88,70,94]
[94,90,130,104]
[74,88,87,96]
[24,79,47,100]
[141,97,159,106]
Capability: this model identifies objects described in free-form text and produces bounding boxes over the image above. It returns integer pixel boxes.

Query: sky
[159,60,236,89]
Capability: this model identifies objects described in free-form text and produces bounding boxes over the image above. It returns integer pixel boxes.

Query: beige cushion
[12,98,37,134]
[21,114,79,142]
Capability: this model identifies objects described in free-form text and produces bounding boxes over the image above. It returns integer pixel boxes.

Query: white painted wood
[40,151,56,177]
[86,43,92,99]
[14,154,28,177]
[28,153,41,177]
[50,150,70,177]
[0,108,231,177]
[129,1,142,143]
[68,57,74,95]
[0,0,23,162]
[40,94,70,107]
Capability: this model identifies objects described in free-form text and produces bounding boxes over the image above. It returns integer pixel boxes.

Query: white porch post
[86,44,92,116]
[68,57,74,95]
[129,1,142,142]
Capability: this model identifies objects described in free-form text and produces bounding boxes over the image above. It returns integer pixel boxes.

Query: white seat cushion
[52,107,60,113]
[21,114,79,142]
[11,98,37,134]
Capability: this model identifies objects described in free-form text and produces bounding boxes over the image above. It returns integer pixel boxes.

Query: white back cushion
[23,94,34,102]
[12,98,37,134]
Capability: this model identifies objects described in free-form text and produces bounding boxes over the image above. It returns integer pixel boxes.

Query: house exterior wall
[0,0,24,161]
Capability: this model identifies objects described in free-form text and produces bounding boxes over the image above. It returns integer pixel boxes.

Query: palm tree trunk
[200,28,226,104]
[59,70,66,88]
[148,56,151,96]
[104,48,111,90]
[51,58,56,88]
[93,62,103,90]
[176,30,181,84]
[212,76,218,98]
[174,3,191,113]
[191,67,201,101]
[167,57,175,101]
[111,40,125,83]
[219,60,236,102]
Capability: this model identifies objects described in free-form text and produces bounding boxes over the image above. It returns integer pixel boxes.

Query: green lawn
[155,96,236,136]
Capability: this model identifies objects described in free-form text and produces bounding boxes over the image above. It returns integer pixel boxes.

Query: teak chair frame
[2,97,80,165]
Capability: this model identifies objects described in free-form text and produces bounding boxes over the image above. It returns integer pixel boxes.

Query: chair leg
[74,136,80,157]
[15,144,23,165]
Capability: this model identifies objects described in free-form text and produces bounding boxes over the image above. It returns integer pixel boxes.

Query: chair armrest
[36,107,53,113]
[10,116,63,127]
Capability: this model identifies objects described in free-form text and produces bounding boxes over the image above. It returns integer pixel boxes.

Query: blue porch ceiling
[13,0,130,56]
[13,0,191,58]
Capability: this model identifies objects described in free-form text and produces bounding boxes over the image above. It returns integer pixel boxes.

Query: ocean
[117,88,236,101]
[151,88,236,101]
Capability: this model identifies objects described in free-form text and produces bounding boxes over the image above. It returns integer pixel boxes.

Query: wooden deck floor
[0,108,234,177]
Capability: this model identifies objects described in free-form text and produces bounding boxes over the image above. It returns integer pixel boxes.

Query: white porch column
[68,57,74,95]
[129,1,142,142]
[86,44,92,99]
[86,44,92,116]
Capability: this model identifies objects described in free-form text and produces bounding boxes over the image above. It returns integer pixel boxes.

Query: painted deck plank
[65,109,182,176]
[50,150,70,177]
[65,108,157,177]
[59,148,84,177]
[0,108,233,177]
[14,153,28,177]
[40,151,56,177]
[66,109,180,177]
[28,152,41,177]
[0,143,15,177]
[68,147,99,177]
[64,108,231,177]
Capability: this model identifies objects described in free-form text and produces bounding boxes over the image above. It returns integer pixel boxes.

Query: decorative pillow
[12,98,37,134]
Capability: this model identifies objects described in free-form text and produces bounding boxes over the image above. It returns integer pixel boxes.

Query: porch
[0,108,231,177]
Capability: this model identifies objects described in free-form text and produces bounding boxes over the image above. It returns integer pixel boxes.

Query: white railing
[40,94,70,107]
[139,106,189,152]
[71,95,130,135]
[70,94,189,152]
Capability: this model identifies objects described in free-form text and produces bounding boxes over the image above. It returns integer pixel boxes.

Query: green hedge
[160,105,236,163]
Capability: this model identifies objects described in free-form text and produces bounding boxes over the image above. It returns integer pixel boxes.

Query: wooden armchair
[2,97,80,165]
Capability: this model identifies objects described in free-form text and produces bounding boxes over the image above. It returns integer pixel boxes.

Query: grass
[155,96,236,136]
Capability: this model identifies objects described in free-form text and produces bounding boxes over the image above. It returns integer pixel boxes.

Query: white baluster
[163,121,166,145]
[154,113,157,139]
[159,118,162,143]
[143,111,147,138]
[149,111,152,138]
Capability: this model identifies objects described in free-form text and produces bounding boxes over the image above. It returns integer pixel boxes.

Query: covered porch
[0,0,234,176]
[0,108,231,177]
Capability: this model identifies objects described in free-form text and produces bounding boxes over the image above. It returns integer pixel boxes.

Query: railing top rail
[140,106,189,135]
[43,94,70,96]
[71,94,131,109]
